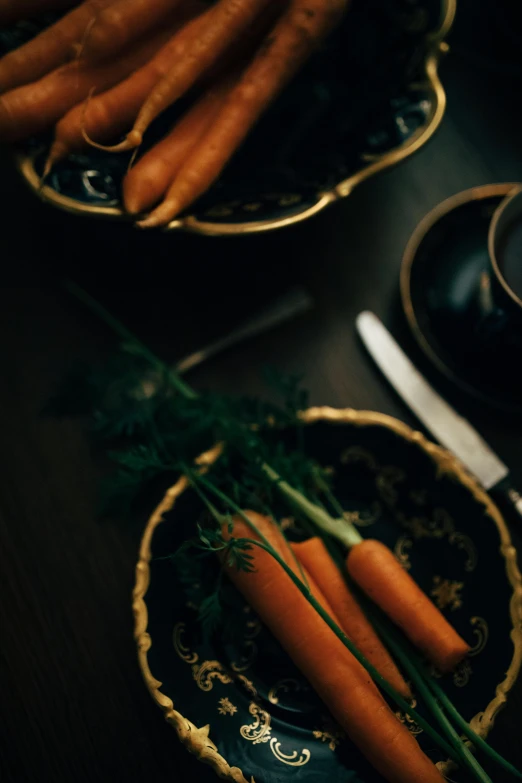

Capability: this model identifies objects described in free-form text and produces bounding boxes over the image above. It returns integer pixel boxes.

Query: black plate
[401,183,522,415]
[133,408,522,783]
[2,0,454,235]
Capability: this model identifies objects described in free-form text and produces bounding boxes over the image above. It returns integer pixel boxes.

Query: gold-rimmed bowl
[133,407,522,782]
[8,0,455,236]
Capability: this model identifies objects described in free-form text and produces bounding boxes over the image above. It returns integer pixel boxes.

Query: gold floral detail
[313,717,345,751]
[240,702,272,745]
[230,641,258,673]
[236,675,258,699]
[192,660,233,692]
[394,535,414,570]
[453,659,473,687]
[376,465,406,505]
[340,445,379,471]
[449,532,478,572]
[173,622,199,664]
[431,577,464,611]
[344,502,381,527]
[395,699,424,736]
[409,488,428,506]
[269,739,310,766]
[240,702,311,766]
[267,678,310,705]
[218,698,238,716]
[468,617,489,657]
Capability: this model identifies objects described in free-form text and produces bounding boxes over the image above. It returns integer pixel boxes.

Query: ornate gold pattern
[449,532,478,572]
[453,659,473,688]
[468,616,489,658]
[431,577,464,611]
[313,717,345,751]
[173,622,199,665]
[230,641,258,673]
[395,698,424,736]
[394,535,413,570]
[344,502,381,527]
[218,698,238,717]
[192,660,233,692]
[240,703,311,767]
[267,678,310,705]
[240,703,272,745]
[269,739,311,767]
[134,408,522,781]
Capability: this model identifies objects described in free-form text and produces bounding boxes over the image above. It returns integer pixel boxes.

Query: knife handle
[490,477,522,521]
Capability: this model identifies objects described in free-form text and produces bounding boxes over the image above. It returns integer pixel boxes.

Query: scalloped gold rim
[15,0,455,237]
[133,406,522,782]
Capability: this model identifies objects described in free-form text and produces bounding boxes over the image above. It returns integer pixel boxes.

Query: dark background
[1,1,521,781]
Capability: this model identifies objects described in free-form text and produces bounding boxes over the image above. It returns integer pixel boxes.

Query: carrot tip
[136,199,181,229]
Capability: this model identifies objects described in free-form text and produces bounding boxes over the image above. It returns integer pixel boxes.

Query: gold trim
[488,186,522,309]
[15,0,455,237]
[400,183,521,387]
[133,407,522,780]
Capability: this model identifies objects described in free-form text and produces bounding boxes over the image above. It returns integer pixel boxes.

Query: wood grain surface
[1,2,521,781]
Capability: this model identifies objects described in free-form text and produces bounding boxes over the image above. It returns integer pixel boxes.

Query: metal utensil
[175,286,314,374]
[356,310,522,519]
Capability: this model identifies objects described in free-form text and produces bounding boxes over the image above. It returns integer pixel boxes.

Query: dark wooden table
[1,3,521,781]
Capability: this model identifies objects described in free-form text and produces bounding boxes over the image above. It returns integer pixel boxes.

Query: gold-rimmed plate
[3,0,454,236]
[133,407,522,783]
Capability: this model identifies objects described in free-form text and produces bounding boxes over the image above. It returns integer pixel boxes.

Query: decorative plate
[133,407,522,783]
[400,183,522,415]
[2,0,454,235]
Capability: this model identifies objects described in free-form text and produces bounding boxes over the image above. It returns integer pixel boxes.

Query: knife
[356,310,522,519]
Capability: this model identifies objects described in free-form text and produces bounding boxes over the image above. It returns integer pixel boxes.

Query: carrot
[92,0,276,153]
[44,2,206,171]
[291,537,412,699]
[123,76,234,215]
[235,511,354,638]
[0,0,115,93]
[222,516,445,783]
[0,0,79,25]
[137,0,349,227]
[346,539,470,673]
[81,0,185,65]
[0,26,174,142]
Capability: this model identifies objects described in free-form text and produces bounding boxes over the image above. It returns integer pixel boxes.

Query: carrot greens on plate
[46,282,522,783]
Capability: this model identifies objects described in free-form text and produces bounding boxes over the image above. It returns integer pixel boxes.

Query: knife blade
[356,311,522,518]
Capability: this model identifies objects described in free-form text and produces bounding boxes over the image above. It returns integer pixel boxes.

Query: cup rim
[488,184,522,309]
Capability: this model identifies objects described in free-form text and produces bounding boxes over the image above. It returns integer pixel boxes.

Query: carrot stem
[262,462,363,547]
[187,468,460,763]
[373,613,522,780]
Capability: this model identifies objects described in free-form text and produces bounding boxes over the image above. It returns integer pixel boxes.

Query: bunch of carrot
[68,282,522,783]
[0,0,349,225]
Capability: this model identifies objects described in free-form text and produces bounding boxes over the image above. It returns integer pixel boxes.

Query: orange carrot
[346,539,470,673]
[291,537,412,699]
[92,0,276,152]
[0,0,79,25]
[0,0,114,93]
[123,76,234,215]
[222,516,445,783]
[45,3,206,171]
[234,512,353,637]
[81,0,185,65]
[0,26,174,142]
[137,0,348,227]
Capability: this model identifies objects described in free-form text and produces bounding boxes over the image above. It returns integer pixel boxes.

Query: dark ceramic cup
[474,187,522,348]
